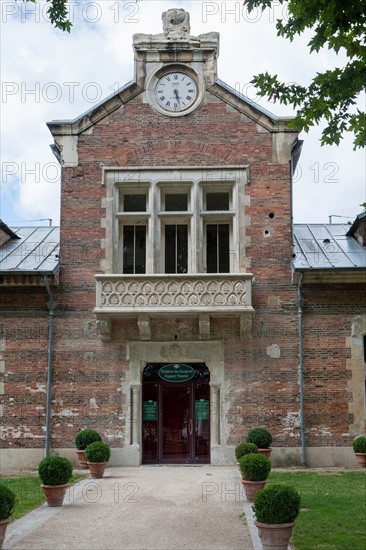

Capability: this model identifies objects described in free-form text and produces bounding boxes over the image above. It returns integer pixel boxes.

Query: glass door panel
[142,382,158,463]
[194,382,210,462]
[161,384,191,462]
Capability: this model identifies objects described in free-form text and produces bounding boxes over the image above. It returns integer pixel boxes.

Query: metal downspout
[290,139,303,254]
[290,158,294,252]
[44,275,56,458]
[297,272,306,466]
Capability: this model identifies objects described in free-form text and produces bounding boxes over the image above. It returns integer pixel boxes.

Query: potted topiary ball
[0,485,16,549]
[75,429,102,469]
[253,483,301,550]
[235,442,258,464]
[38,455,73,507]
[352,436,366,468]
[239,452,271,502]
[246,427,273,457]
[84,441,111,478]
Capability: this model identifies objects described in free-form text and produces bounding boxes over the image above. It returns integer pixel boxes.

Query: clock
[155,71,198,112]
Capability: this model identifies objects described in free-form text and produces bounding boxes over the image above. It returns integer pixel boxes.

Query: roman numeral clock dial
[155,72,198,113]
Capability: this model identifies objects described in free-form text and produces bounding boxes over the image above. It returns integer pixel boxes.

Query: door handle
[188,419,193,435]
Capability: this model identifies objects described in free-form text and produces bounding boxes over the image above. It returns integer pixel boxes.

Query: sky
[1,0,365,227]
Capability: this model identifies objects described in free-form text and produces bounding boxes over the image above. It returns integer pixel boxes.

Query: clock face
[155,72,197,112]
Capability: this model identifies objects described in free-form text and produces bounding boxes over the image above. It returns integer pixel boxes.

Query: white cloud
[1,0,365,226]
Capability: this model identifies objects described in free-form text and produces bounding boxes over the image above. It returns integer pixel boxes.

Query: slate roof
[1,224,365,276]
[0,226,60,274]
[293,223,366,270]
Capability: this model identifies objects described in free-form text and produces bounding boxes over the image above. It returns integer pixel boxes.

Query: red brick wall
[301,284,366,446]
[1,96,362,456]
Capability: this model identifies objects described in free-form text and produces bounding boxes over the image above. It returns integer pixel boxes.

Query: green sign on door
[143,400,157,421]
[196,399,209,420]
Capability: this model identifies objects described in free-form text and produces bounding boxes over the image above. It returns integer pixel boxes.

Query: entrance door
[161,383,191,462]
[142,363,210,464]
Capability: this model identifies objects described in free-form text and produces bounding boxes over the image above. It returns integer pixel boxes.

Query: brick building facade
[1,10,365,470]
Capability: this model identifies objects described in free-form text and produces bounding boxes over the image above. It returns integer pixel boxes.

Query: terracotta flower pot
[355,453,366,468]
[241,479,267,502]
[87,462,107,478]
[258,448,272,458]
[41,484,69,507]
[254,520,295,550]
[0,518,10,550]
[76,449,89,469]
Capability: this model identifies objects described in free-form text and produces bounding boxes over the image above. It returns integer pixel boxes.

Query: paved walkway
[4,466,259,550]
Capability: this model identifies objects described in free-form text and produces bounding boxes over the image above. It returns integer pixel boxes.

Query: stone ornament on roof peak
[133,9,219,49]
[162,8,190,39]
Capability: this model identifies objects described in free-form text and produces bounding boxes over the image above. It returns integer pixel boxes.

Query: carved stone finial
[162,8,190,39]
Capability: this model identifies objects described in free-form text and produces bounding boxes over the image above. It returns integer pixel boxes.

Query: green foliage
[269,471,366,548]
[0,484,16,520]
[75,429,102,450]
[246,427,273,449]
[235,442,259,460]
[253,483,301,524]
[38,456,73,485]
[24,0,72,31]
[353,436,366,453]
[239,453,271,481]
[244,0,366,149]
[84,441,111,463]
[1,475,86,521]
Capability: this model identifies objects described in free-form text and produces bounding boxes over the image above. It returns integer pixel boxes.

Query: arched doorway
[142,363,210,464]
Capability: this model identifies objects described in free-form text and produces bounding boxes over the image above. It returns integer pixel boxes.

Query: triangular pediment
[47,76,293,140]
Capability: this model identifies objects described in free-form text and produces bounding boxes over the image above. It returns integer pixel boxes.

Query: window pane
[177,225,188,273]
[124,194,146,212]
[206,193,229,211]
[218,224,230,272]
[123,225,146,274]
[135,226,146,274]
[206,225,218,273]
[165,194,188,211]
[165,225,176,273]
[165,225,188,274]
[206,224,229,273]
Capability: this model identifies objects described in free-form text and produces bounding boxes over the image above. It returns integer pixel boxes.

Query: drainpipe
[297,272,306,466]
[44,275,56,458]
[290,140,303,253]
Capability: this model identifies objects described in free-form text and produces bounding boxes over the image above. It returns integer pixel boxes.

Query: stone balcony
[94,273,254,341]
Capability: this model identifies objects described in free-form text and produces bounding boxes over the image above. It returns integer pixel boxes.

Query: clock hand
[173,88,181,103]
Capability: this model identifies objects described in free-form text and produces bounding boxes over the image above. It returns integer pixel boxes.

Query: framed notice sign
[195,399,209,420]
[143,400,158,421]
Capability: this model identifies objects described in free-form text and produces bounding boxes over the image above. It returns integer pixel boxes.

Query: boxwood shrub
[0,485,16,520]
[352,436,366,453]
[235,442,258,461]
[253,483,301,524]
[38,456,73,485]
[84,441,111,463]
[246,427,273,449]
[239,453,271,481]
[75,429,102,450]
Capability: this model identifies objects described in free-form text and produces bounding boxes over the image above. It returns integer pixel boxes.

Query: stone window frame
[115,183,151,274]
[199,181,237,273]
[157,181,194,274]
[102,166,248,275]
